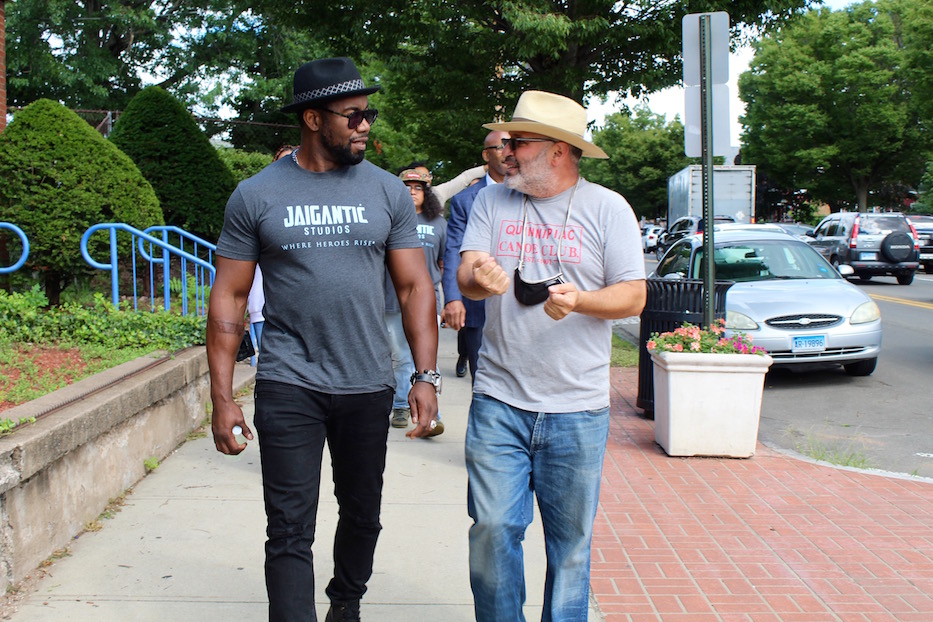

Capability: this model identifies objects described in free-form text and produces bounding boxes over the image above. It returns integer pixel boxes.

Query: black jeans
[253,380,393,621]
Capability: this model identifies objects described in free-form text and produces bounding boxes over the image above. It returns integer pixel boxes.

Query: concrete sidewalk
[6,325,933,621]
[3,328,597,621]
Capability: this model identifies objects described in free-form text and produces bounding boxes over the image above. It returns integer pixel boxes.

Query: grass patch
[611,334,639,368]
[799,438,873,469]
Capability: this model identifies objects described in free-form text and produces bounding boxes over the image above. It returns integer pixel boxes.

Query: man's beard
[321,123,365,166]
[504,147,552,197]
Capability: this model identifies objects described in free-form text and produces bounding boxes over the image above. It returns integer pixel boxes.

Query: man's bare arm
[457,250,511,300]
[206,256,256,454]
[386,247,439,438]
[544,280,647,321]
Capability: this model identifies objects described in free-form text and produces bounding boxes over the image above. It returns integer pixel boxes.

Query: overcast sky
[586,0,861,147]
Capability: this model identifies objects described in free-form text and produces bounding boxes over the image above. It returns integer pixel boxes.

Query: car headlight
[851,300,881,325]
[726,310,759,330]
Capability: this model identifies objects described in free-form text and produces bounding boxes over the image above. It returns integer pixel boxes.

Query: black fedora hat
[280,57,380,114]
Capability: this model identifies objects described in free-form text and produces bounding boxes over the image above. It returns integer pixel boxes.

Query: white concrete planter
[650,350,773,458]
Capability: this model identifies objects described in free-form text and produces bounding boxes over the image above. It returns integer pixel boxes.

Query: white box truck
[667,165,756,225]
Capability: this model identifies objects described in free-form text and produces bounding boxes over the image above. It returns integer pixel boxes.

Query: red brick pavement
[592,367,933,621]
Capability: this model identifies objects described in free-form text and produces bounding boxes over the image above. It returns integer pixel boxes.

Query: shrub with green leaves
[0,286,206,351]
[217,148,273,185]
[0,99,164,305]
[110,87,236,243]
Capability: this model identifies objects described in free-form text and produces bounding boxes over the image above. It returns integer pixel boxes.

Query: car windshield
[692,240,840,282]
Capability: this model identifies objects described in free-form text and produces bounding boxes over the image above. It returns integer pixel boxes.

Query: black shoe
[456,355,467,377]
[324,600,360,622]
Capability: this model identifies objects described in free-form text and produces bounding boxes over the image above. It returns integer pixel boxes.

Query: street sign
[684,84,730,157]
[682,12,730,86]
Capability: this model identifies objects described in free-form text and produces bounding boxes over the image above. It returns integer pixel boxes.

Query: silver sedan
[652,229,882,376]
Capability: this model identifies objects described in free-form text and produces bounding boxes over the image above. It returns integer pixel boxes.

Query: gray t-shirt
[385,211,447,315]
[460,178,645,412]
[216,157,420,394]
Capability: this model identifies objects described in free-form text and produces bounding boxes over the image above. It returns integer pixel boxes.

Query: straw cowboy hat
[280,57,380,114]
[484,90,608,159]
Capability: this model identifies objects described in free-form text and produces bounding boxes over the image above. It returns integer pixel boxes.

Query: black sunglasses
[501,137,556,151]
[320,107,378,129]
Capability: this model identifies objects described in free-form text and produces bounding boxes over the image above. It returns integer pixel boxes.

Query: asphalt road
[631,255,933,479]
[758,271,933,478]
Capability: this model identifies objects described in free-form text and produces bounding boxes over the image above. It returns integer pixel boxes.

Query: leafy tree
[580,107,693,221]
[0,99,164,305]
[5,0,253,111]
[739,0,931,212]
[217,148,273,185]
[251,0,810,178]
[110,87,236,241]
[914,162,933,214]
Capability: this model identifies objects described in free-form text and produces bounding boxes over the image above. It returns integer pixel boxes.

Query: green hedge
[110,87,236,242]
[0,286,206,352]
[0,99,164,304]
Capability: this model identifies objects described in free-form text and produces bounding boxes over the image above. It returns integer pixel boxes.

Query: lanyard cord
[517,178,580,275]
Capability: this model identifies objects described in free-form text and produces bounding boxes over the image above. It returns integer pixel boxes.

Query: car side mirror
[836,264,854,276]
[805,229,815,237]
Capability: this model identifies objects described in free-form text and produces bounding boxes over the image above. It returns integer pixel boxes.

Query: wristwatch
[410,369,442,395]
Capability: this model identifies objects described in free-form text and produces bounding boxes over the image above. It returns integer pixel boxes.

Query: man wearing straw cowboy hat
[458,90,647,621]
[207,57,439,622]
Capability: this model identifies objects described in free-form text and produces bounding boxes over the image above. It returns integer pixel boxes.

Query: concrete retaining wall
[0,347,254,590]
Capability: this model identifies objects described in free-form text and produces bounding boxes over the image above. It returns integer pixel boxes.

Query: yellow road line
[869,293,933,310]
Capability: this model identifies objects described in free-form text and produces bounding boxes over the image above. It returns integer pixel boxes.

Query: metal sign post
[683,11,730,328]
[699,14,716,328]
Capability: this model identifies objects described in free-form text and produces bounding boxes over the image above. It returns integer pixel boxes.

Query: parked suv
[910,214,933,273]
[806,212,919,284]
[655,215,736,260]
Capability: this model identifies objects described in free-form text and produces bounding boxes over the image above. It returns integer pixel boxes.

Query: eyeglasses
[483,144,504,152]
[501,137,555,151]
[406,184,424,192]
[320,107,378,129]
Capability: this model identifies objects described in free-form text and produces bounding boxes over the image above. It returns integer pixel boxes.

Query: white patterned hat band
[292,79,366,105]
[280,57,380,113]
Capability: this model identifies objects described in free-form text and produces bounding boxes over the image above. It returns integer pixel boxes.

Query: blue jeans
[253,381,393,621]
[383,312,414,410]
[251,320,264,350]
[465,394,610,622]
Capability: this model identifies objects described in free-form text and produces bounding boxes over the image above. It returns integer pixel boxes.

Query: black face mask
[513,268,564,306]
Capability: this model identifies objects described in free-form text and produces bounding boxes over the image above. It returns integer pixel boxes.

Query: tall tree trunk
[855,181,869,213]
[44,271,63,307]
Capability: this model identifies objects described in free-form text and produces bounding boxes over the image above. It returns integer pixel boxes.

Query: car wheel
[857,273,872,282]
[880,232,914,263]
[843,358,877,376]
[896,272,914,285]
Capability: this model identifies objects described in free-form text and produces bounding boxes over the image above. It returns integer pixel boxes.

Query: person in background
[442,130,510,381]
[457,90,647,621]
[207,57,440,622]
[246,145,296,350]
[386,168,447,437]
[405,160,485,206]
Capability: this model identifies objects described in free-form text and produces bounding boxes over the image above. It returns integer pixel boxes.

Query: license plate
[921,253,933,260]
[859,252,877,261]
[793,335,826,352]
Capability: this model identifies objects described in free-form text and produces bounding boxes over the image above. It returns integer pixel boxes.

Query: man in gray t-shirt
[457,91,646,622]
[206,57,440,622]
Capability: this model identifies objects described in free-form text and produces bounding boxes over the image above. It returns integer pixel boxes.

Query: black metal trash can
[636,278,733,415]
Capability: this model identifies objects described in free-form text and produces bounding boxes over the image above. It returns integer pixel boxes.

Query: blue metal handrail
[0,222,30,274]
[81,223,215,314]
[138,226,217,316]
